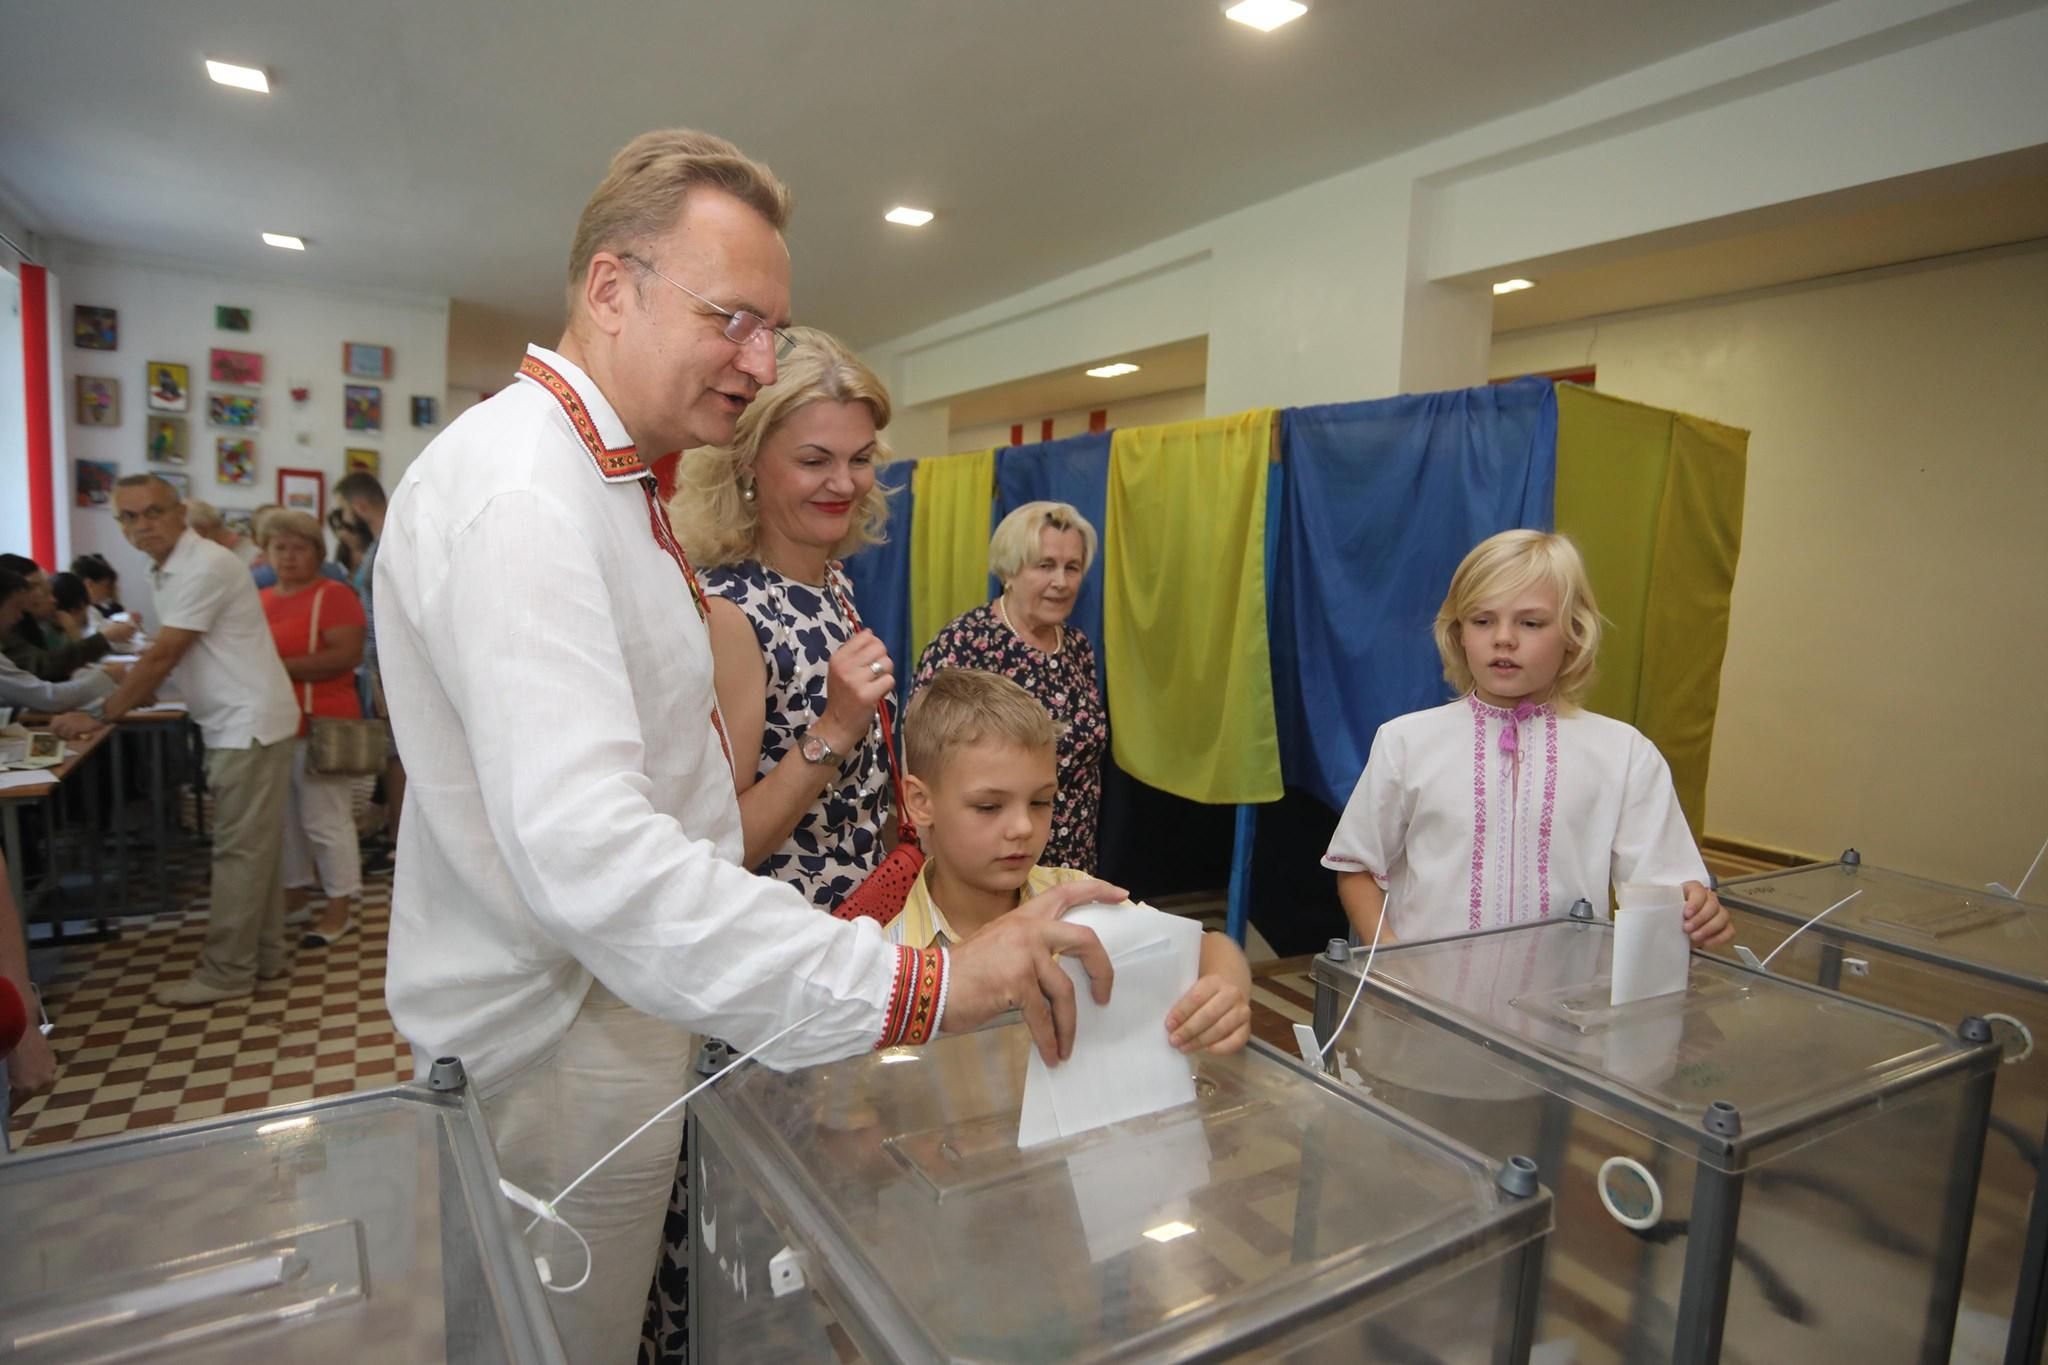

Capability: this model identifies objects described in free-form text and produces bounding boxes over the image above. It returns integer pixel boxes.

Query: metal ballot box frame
[1311,909,2001,1365]
[685,1022,1554,1364]
[0,1057,565,1365]
[1718,850,2048,1365]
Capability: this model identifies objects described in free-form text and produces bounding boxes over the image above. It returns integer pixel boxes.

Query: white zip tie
[1757,890,1863,972]
[1319,889,1391,1059]
[2012,833,2048,901]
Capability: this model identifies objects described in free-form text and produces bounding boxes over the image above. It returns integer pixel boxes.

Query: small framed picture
[74,305,118,351]
[343,342,392,379]
[215,305,252,332]
[76,376,120,426]
[223,508,256,538]
[278,467,325,519]
[146,361,191,413]
[207,392,261,429]
[160,470,191,499]
[344,448,379,476]
[411,395,438,428]
[209,348,264,386]
[216,437,257,486]
[147,416,189,465]
[344,385,382,431]
[75,459,119,507]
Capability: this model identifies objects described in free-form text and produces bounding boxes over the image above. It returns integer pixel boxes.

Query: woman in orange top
[260,511,367,947]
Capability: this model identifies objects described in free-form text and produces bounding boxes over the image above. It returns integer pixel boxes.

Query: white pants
[481,981,695,1365]
[282,738,361,899]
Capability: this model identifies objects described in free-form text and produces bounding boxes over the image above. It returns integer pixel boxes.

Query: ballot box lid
[1721,861,2048,991]
[1314,917,1995,1160]
[0,1066,562,1364]
[690,1025,1550,1364]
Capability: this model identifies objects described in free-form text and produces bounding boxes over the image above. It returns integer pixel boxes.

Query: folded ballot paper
[1018,902,1204,1149]
[1610,883,1692,1007]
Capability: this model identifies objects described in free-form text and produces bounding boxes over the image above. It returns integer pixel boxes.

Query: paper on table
[1018,903,1203,1149]
[1611,883,1690,1007]
[0,770,57,792]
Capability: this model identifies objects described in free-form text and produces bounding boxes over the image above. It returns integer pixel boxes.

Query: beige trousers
[481,981,696,1365]
[193,737,293,990]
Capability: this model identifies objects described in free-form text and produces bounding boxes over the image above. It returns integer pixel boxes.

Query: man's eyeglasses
[114,504,175,527]
[619,253,795,360]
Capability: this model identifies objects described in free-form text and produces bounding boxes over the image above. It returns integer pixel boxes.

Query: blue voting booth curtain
[840,458,917,709]
[992,432,1112,694]
[1270,378,1559,813]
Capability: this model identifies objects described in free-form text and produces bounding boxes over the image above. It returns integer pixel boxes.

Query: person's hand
[1166,975,1250,1055]
[50,712,101,742]
[7,1016,56,1105]
[100,619,137,647]
[819,630,893,752]
[941,876,1124,1064]
[1683,880,1733,947]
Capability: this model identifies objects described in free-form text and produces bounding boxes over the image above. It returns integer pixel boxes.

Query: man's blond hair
[566,129,792,316]
[904,669,1063,782]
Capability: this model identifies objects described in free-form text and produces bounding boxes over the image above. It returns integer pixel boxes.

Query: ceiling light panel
[261,232,306,250]
[205,59,270,93]
[1086,363,1140,378]
[885,206,935,227]
[1224,1,1308,33]
[1492,278,1536,295]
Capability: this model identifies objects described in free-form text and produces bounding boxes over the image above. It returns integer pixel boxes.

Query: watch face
[800,735,825,763]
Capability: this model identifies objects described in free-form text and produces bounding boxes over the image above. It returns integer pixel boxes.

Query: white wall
[0,266,26,560]
[55,245,448,620]
[1490,244,2048,887]
[948,386,1207,456]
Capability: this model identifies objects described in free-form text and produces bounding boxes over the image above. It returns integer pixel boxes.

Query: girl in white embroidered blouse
[1323,529,1734,948]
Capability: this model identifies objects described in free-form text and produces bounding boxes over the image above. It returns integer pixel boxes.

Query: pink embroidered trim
[1469,699,1487,930]
[1538,709,1559,918]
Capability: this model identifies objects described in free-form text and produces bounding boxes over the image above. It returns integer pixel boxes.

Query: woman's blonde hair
[1433,530,1602,708]
[989,501,1098,585]
[670,327,895,569]
[904,668,1064,782]
[259,508,326,559]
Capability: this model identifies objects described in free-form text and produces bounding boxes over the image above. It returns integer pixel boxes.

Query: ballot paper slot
[882,1070,1268,1202]
[0,1219,365,1364]
[1865,899,2022,940]
[1510,971,1751,1036]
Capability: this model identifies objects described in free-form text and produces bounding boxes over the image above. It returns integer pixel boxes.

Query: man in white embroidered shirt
[378,129,1117,1364]
[96,475,301,1007]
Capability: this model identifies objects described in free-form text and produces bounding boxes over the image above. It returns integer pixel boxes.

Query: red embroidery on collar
[517,354,645,480]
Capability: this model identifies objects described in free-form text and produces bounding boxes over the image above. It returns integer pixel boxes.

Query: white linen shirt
[149,529,299,751]
[378,345,914,1090]
[1324,696,1708,942]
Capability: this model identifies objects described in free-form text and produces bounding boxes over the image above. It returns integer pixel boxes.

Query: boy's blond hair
[904,669,1062,781]
[1433,530,1603,708]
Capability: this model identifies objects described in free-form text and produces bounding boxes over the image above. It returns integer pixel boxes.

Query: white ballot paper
[1610,883,1691,1007]
[1018,902,1204,1149]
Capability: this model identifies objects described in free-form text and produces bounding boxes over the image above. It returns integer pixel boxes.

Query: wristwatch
[798,730,841,766]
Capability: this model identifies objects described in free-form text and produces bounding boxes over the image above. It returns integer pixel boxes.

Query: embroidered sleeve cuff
[875,945,948,1049]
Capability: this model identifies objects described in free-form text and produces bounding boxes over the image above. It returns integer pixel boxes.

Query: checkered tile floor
[9,843,408,1150]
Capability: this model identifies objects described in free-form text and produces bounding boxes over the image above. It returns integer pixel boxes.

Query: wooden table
[0,726,117,934]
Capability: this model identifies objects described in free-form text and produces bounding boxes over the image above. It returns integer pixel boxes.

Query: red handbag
[826,575,923,927]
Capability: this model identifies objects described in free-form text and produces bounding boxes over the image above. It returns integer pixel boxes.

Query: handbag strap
[301,581,323,716]
[825,566,913,838]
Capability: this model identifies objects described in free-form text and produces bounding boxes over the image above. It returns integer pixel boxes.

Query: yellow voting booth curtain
[1553,387,1748,833]
[909,449,996,664]
[1104,411,1283,805]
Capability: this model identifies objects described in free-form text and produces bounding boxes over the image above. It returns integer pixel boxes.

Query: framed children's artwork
[343,342,393,379]
[75,459,118,507]
[207,392,261,429]
[344,448,379,476]
[159,470,191,499]
[344,384,382,431]
[74,306,118,351]
[146,361,191,413]
[216,437,257,486]
[210,348,264,386]
[277,467,325,518]
[76,376,120,426]
[147,415,189,465]
[215,305,252,332]
[222,508,256,538]
[410,395,438,428]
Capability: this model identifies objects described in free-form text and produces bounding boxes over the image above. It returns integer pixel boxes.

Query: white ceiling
[0,0,1838,386]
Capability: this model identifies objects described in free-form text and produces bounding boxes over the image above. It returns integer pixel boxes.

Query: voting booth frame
[1718,852,2048,1365]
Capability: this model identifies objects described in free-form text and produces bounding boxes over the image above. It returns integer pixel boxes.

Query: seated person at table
[0,567,116,734]
[1324,529,1734,948]
[893,668,1251,1055]
[0,553,135,681]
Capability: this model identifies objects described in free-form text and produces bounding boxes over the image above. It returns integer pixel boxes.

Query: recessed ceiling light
[1223,0,1308,32]
[1143,1221,1198,1243]
[205,59,270,93]
[885,206,935,227]
[261,232,306,251]
[1086,363,1140,379]
[1492,278,1536,295]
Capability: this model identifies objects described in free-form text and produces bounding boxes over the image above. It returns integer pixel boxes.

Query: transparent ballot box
[1718,852,2048,1364]
[1311,912,2000,1365]
[685,1023,1553,1364]
[0,1058,563,1364]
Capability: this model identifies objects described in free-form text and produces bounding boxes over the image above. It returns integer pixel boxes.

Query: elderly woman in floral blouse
[912,501,1108,872]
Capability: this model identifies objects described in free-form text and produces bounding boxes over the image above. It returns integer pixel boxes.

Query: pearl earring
[741,480,757,503]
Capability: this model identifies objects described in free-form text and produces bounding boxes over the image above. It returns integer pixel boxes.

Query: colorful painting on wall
[75,459,119,507]
[74,306,118,351]
[216,437,257,486]
[147,362,191,413]
[411,395,438,428]
[208,392,261,428]
[344,385,382,431]
[210,348,264,386]
[278,467,325,518]
[343,342,393,379]
[223,508,256,538]
[215,306,252,332]
[76,376,120,426]
[147,415,189,465]
[160,471,191,499]
[344,448,379,476]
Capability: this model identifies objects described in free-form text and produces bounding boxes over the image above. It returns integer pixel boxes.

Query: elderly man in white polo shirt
[95,475,301,1007]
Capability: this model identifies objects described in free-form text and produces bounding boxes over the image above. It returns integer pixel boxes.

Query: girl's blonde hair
[1433,530,1602,708]
[669,327,895,569]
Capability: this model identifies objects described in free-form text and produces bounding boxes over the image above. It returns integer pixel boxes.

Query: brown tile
[312,1078,355,1096]
[222,1093,270,1113]
[154,1045,199,1063]
[179,1083,228,1103]
[166,1019,207,1037]
[140,1076,187,1095]
[124,1108,178,1132]
[317,1024,356,1041]
[84,1099,134,1120]
[230,1062,272,1081]
[24,1125,76,1146]
[271,1071,316,1090]
[101,1066,152,1087]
